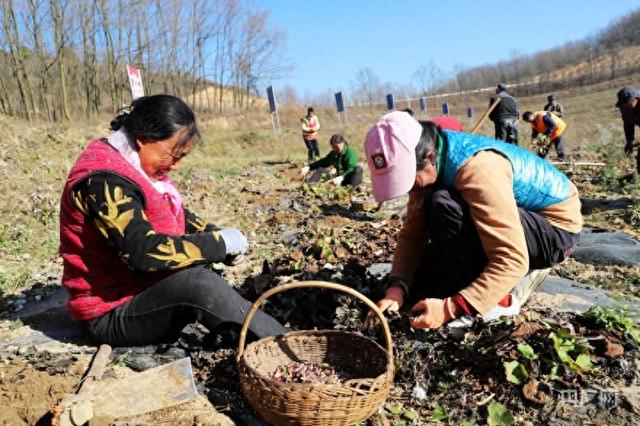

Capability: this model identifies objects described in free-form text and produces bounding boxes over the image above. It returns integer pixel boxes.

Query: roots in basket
[271,361,348,385]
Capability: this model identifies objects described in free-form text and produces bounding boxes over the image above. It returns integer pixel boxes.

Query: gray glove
[219,227,248,256]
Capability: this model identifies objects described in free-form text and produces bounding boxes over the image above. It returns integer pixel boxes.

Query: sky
[256,0,640,100]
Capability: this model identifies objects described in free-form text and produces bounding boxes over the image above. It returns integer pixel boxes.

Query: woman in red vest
[59,95,285,346]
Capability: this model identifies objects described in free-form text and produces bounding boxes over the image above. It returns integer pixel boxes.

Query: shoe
[447,268,550,330]
[447,294,521,330]
[481,294,521,322]
[510,268,550,306]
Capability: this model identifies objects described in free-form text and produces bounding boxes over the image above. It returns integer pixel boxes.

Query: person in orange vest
[301,107,321,161]
[522,111,567,160]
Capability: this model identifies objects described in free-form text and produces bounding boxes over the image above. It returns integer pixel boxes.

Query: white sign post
[127,65,145,100]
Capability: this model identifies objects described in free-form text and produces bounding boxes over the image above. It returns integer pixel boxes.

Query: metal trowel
[56,356,197,425]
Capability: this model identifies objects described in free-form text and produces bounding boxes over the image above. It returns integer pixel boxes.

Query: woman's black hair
[415,121,441,170]
[110,94,201,154]
[330,133,346,145]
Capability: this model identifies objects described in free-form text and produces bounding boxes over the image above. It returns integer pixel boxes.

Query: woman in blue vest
[364,111,582,329]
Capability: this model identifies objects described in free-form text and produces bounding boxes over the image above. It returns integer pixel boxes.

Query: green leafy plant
[310,236,335,262]
[583,305,640,343]
[504,360,528,385]
[549,330,593,371]
[112,350,132,368]
[8,319,23,330]
[386,404,416,421]
[516,343,538,360]
[431,405,449,422]
[487,402,514,426]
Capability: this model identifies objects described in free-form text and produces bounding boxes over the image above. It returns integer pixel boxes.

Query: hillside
[432,10,640,98]
[186,85,269,112]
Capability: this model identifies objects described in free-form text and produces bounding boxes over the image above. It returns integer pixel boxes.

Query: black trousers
[539,135,566,160]
[87,266,286,346]
[494,119,519,145]
[342,166,363,186]
[409,188,578,303]
[303,138,320,161]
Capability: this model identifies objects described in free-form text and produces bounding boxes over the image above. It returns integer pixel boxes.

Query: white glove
[331,175,344,185]
[218,227,248,256]
[301,165,310,177]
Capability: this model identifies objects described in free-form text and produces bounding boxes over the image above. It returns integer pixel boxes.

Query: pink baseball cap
[364,111,423,202]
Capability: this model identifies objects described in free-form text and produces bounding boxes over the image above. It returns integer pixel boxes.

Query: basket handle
[237,281,394,360]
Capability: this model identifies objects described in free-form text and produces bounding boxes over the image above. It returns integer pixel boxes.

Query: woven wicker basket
[237,281,394,425]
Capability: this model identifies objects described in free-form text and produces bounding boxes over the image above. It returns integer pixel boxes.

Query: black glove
[625,143,633,155]
[537,144,550,158]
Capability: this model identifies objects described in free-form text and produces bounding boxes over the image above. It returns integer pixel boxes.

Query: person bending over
[301,134,363,186]
[364,111,581,329]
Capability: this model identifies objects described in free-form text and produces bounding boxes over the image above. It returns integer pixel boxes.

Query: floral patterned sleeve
[184,208,221,234]
[71,172,227,271]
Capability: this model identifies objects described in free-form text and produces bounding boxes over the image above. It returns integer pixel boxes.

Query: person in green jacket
[301,134,363,186]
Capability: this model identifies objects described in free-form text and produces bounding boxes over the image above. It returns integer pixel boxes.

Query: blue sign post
[266,86,281,133]
[335,91,348,127]
[467,105,474,127]
[386,94,394,111]
[442,102,449,116]
[335,92,345,113]
[419,97,427,118]
[266,86,276,113]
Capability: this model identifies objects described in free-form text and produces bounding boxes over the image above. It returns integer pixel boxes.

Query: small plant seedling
[583,305,640,343]
[487,402,515,426]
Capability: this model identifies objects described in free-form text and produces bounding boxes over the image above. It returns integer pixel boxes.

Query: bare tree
[26,0,54,120]
[97,0,119,112]
[352,68,381,105]
[75,0,99,117]
[1,0,35,120]
[412,60,445,95]
[49,0,71,120]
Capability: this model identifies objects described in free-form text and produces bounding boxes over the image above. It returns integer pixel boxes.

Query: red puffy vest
[59,139,185,321]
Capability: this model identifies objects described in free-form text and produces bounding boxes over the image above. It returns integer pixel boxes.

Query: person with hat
[543,95,564,117]
[363,111,581,329]
[300,134,363,186]
[522,111,567,160]
[301,107,321,161]
[615,86,640,173]
[488,83,519,144]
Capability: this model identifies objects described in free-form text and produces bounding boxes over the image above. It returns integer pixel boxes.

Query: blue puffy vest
[440,130,571,211]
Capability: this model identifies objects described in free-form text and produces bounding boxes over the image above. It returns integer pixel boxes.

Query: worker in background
[543,94,564,117]
[301,134,363,186]
[301,107,321,161]
[363,111,581,329]
[488,83,519,145]
[615,86,640,174]
[523,111,567,160]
